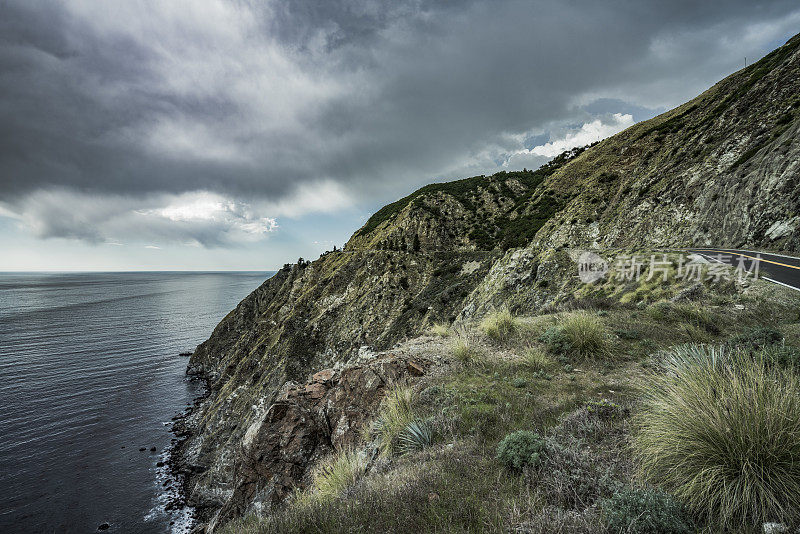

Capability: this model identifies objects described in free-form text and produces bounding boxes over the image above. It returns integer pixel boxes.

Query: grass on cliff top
[299,448,366,505]
[635,344,800,529]
[480,308,519,341]
[222,279,800,534]
[225,442,530,534]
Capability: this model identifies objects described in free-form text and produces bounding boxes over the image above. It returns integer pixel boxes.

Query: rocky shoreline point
[170,335,449,533]
[165,375,210,532]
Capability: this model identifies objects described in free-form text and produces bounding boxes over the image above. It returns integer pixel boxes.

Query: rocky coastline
[165,34,800,532]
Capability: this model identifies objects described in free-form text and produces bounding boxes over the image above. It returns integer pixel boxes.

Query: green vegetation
[761,343,800,368]
[369,386,418,457]
[191,27,800,533]
[450,334,483,366]
[647,300,721,334]
[355,169,536,237]
[352,146,587,252]
[728,325,783,349]
[585,399,623,419]
[601,488,693,534]
[223,445,525,534]
[496,430,545,470]
[495,193,564,250]
[304,448,366,503]
[542,311,610,358]
[427,322,450,337]
[396,419,434,456]
[726,325,800,367]
[522,347,553,372]
[480,308,519,341]
[223,257,800,534]
[635,345,800,529]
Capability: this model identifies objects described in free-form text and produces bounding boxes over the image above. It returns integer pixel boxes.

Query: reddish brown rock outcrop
[207,353,432,531]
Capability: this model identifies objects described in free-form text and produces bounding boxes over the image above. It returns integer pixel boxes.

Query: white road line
[719,249,800,262]
[694,252,725,264]
[762,276,800,293]
[692,251,800,292]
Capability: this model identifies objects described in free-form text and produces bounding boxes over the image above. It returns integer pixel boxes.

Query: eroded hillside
[174,33,800,532]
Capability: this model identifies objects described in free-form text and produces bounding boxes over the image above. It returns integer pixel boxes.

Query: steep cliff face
[177,33,800,530]
[177,249,502,520]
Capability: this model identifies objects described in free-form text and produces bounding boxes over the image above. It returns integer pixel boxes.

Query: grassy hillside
[222,255,800,533]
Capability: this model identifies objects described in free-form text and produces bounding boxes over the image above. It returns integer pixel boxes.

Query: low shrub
[496,430,545,471]
[729,326,783,349]
[635,345,800,528]
[528,436,616,509]
[727,327,800,368]
[555,403,629,444]
[531,369,553,381]
[540,326,570,354]
[480,308,519,341]
[586,399,625,420]
[520,506,600,534]
[760,343,800,368]
[614,328,642,340]
[511,377,527,388]
[601,488,693,534]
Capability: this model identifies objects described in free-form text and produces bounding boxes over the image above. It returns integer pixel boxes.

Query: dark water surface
[0,272,271,534]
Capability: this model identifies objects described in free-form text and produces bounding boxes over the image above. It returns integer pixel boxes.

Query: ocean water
[0,271,271,534]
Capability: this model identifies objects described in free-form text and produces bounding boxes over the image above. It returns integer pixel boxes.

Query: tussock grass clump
[646,300,674,321]
[523,347,553,372]
[308,448,366,502]
[480,308,519,341]
[635,344,800,528]
[370,388,434,458]
[450,334,483,366]
[552,311,610,358]
[428,322,451,337]
[672,302,720,334]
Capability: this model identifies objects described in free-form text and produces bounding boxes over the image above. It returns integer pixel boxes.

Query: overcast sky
[1,0,799,270]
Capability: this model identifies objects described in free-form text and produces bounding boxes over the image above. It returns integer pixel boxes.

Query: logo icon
[577,251,608,283]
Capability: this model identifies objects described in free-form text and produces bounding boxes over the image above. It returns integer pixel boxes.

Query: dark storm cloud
[1,0,799,244]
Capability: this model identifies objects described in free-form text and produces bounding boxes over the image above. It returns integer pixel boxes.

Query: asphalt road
[687,248,800,293]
